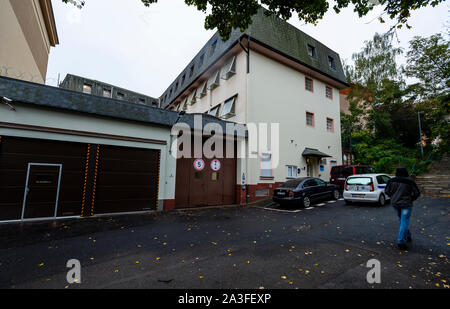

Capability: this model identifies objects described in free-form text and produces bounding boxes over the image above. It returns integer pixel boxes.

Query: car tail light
[370,183,375,192]
[289,190,294,198]
[345,183,348,191]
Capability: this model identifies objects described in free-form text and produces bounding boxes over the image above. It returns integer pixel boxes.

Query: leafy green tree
[62,0,444,40]
[405,34,450,154]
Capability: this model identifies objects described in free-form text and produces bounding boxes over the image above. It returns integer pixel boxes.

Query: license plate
[277,192,286,196]
[352,194,365,198]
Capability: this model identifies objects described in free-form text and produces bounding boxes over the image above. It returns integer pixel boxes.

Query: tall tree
[62,0,444,40]
[405,34,450,153]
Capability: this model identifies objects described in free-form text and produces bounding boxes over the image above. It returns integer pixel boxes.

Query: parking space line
[305,207,315,210]
[253,206,302,213]
[316,203,326,207]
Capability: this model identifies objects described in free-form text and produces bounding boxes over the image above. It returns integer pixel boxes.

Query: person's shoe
[407,236,412,243]
[397,243,408,250]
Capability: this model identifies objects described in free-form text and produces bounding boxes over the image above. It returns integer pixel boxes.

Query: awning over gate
[302,148,332,158]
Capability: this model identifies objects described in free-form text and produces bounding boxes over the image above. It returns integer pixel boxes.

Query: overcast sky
[46,0,449,98]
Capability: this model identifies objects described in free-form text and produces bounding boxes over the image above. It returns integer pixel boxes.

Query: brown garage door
[0,136,86,221]
[175,139,237,209]
[92,145,160,215]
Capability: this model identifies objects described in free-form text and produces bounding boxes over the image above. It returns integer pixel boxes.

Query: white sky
[46,0,449,98]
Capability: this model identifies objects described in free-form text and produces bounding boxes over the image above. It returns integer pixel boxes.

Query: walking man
[385,167,421,250]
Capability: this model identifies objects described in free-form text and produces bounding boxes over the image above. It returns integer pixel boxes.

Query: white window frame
[208,105,220,117]
[220,96,236,119]
[260,152,273,178]
[221,56,236,80]
[197,81,207,99]
[207,71,220,90]
[188,89,197,105]
[286,165,298,179]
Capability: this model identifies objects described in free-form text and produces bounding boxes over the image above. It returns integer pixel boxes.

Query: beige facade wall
[246,51,343,185]
[0,0,57,84]
[0,103,176,208]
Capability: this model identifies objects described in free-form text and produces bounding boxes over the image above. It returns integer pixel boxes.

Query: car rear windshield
[331,166,354,176]
[346,177,372,185]
[280,178,305,188]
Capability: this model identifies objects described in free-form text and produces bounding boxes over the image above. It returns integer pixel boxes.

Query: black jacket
[385,177,420,207]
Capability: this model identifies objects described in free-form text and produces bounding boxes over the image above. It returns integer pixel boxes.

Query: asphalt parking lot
[0,197,448,289]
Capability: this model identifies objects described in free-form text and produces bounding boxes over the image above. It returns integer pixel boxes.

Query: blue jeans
[393,205,412,245]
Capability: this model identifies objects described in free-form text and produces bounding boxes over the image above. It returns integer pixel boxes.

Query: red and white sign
[211,159,221,171]
[193,159,205,171]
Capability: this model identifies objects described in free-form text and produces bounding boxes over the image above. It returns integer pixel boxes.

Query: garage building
[0,76,244,222]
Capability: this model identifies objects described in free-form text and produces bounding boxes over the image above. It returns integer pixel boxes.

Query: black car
[273,177,340,208]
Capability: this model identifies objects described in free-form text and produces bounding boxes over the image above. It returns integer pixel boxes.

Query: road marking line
[327,201,337,204]
[316,203,326,207]
[338,198,344,201]
[305,207,314,210]
[253,206,302,213]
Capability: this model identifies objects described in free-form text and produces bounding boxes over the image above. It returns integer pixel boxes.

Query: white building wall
[246,51,343,186]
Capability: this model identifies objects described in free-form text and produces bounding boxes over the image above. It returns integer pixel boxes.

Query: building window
[199,53,205,67]
[83,84,92,94]
[328,56,336,70]
[103,89,111,98]
[327,118,334,132]
[207,71,220,90]
[330,160,337,167]
[138,98,146,104]
[320,158,327,165]
[307,44,317,59]
[181,74,186,85]
[188,89,197,105]
[260,152,273,178]
[305,77,313,92]
[306,112,315,127]
[197,81,207,99]
[209,39,217,56]
[175,82,179,92]
[220,96,236,119]
[117,92,125,100]
[208,105,220,117]
[221,56,236,80]
[326,86,333,99]
[152,101,158,108]
[287,166,298,178]
[189,65,195,77]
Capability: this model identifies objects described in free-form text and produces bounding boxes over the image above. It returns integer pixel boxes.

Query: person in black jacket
[385,167,421,250]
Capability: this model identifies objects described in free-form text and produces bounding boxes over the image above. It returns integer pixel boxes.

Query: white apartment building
[160,9,349,203]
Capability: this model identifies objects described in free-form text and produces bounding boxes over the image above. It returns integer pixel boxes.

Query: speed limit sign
[211,159,221,171]
[193,159,205,171]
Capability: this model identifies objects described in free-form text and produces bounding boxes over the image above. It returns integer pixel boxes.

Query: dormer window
[199,53,205,67]
[189,65,195,78]
[307,44,317,59]
[181,74,186,85]
[328,56,336,70]
[209,40,217,57]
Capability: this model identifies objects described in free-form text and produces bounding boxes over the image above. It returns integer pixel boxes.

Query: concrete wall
[0,103,176,208]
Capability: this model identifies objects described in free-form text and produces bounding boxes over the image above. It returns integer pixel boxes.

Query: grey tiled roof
[160,9,348,109]
[0,76,245,136]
